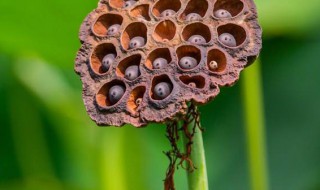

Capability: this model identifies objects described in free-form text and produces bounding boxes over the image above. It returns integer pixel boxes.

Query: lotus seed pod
[101,54,116,72]
[123,0,136,8]
[160,9,176,17]
[129,36,145,49]
[76,0,262,127]
[109,85,125,104]
[218,33,237,47]
[186,13,201,21]
[179,56,198,69]
[125,65,140,81]
[107,24,121,36]
[153,58,168,69]
[214,9,232,18]
[188,35,206,44]
[154,82,172,100]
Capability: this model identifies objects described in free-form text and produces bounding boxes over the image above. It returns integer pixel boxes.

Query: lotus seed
[209,61,218,70]
[219,33,237,47]
[214,9,232,18]
[107,24,121,36]
[109,85,125,104]
[154,82,172,99]
[135,98,142,106]
[179,56,198,69]
[129,36,145,49]
[125,65,140,81]
[186,13,201,21]
[160,9,176,17]
[101,54,116,72]
[188,35,206,44]
[123,0,136,8]
[188,82,196,88]
[153,58,168,69]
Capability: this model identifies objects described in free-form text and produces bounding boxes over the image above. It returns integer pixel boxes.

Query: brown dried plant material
[75,0,262,127]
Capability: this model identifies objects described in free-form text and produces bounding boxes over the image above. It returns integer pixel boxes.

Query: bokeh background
[1,0,320,190]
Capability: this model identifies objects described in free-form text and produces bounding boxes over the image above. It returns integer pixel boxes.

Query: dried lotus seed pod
[75,0,262,127]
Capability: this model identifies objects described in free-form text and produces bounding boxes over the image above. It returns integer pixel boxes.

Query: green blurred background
[1,0,320,190]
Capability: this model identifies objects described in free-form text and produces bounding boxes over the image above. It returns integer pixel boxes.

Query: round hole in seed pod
[207,48,227,72]
[152,0,181,18]
[146,48,172,70]
[90,43,117,75]
[116,54,142,80]
[153,20,177,42]
[213,0,244,18]
[182,22,211,44]
[217,23,246,47]
[121,22,147,50]
[179,0,208,21]
[130,4,151,21]
[92,13,123,37]
[176,45,201,71]
[96,80,127,107]
[128,86,146,113]
[151,75,174,100]
[179,75,206,89]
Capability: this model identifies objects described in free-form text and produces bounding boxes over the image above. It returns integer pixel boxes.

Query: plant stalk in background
[164,104,209,190]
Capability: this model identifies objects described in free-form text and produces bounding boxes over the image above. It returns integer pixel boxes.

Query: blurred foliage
[1,0,320,190]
